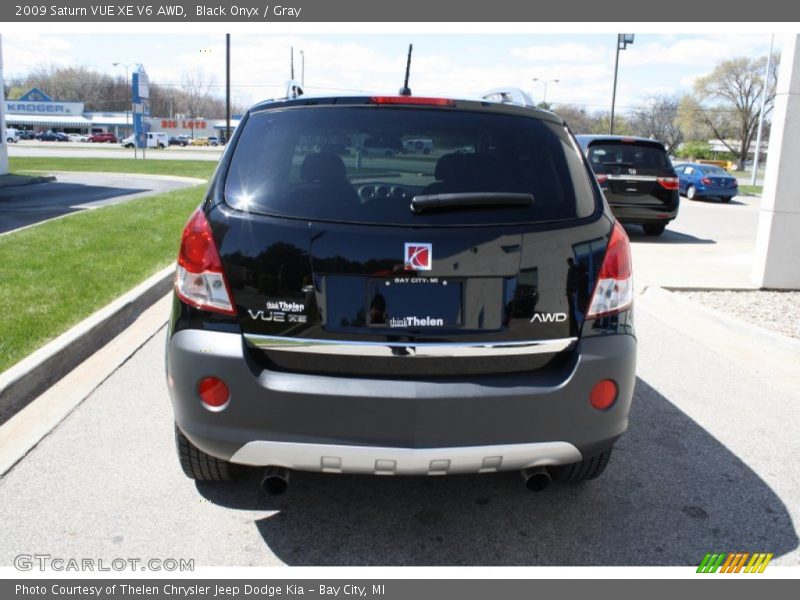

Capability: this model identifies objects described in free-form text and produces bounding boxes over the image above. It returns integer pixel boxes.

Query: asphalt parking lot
[0,302,797,566]
[0,172,201,234]
[8,140,222,162]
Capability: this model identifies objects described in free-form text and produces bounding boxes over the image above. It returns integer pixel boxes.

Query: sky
[1,33,778,114]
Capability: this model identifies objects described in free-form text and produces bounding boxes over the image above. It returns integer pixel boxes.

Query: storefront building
[5,88,236,140]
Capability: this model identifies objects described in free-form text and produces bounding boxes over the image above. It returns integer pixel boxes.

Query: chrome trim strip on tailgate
[243,334,578,357]
[604,174,660,181]
[230,440,582,474]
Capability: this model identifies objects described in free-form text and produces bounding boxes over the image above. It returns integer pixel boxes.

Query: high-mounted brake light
[175,209,236,316]
[587,221,633,319]
[369,96,455,107]
[657,177,679,190]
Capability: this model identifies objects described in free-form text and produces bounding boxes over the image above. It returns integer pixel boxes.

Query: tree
[690,54,779,169]
[553,104,634,136]
[630,95,684,154]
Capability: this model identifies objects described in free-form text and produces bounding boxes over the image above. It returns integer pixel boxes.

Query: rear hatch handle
[410,192,534,213]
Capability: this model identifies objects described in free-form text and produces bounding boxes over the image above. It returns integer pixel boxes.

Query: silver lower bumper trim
[229,440,582,475]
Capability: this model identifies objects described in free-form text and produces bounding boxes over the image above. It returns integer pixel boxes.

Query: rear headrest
[300,152,347,183]
[433,153,504,187]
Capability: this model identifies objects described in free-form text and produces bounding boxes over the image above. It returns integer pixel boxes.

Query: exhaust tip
[261,466,290,496]
[521,466,551,492]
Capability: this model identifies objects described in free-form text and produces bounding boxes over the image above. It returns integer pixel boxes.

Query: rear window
[586,141,672,175]
[700,165,728,176]
[223,106,596,226]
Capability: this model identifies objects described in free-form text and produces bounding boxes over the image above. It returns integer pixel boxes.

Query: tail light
[175,209,236,315]
[657,177,679,190]
[587,222,633,318]
[595,174,609,185]
[700,177,712,185]
[369,96,455,107]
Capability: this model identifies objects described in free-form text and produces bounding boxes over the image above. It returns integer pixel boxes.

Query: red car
[88,132,118,143]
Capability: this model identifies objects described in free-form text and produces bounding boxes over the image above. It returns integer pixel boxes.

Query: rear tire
[687,185,697,200]
[721,196,732,203]
[642,223,666,236]
[175,425,239,481]
[550,449,613,483]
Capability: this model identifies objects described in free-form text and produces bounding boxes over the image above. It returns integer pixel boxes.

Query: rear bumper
[610,203,679,225]
[166,330,637,474]
[694,185,737,197]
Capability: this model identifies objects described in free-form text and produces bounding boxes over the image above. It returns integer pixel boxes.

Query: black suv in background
[166,94,637,495]
[577,135,679,236]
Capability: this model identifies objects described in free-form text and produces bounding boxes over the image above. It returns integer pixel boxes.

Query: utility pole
[226,33,231,145]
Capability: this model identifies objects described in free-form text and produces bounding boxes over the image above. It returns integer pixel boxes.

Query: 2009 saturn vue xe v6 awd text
[165,93,637,494]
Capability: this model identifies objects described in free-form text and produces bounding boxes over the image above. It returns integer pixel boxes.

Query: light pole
[532,78,559,105]
[751,34,774,186]
[610,34,634,135]
[112,62,140,140]
[300,50,305,87]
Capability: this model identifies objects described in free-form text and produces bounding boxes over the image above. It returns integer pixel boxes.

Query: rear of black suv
[577,135,679,236]
[166,95,637,492]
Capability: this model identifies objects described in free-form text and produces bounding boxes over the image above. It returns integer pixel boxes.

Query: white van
[6,128,19,143]
[121,131,169,149]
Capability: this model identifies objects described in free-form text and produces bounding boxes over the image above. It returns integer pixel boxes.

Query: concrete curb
[29,170,208,185]
[0,264,175,424]
[0,174,56,188]
[637,286,800,392]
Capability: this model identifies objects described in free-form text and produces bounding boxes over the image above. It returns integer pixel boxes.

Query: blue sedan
[674,162,739,202]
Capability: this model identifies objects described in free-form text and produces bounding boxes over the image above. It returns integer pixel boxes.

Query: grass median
[0,184,206,373]
[9,156,217,180]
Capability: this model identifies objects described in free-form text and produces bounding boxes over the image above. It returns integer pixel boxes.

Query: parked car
[169,135,189,147]
[88,132,118,143]
[36,131,69,142]
[6,128,19,143]
[166,92,637,495]
[208,136,221,146]
[674,162,738,202]
[67,133,90,143]
[403,137,434,154]
[576,135,680,236]
[359,134,404,156]
[18,130,36,140]
[121,132,169,149]
[189,136,210,146]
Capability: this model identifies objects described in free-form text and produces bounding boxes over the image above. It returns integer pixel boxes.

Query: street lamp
[112,62,140,139]
[609,34,634,135]
[532,78,559,105]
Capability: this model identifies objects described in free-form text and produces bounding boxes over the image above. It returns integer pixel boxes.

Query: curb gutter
[0,264,175,424]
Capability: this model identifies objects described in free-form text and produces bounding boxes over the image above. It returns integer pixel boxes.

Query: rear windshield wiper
[410,192,534,213]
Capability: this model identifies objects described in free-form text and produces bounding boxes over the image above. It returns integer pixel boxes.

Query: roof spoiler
[480,87,535,108]
[284,80,304,99]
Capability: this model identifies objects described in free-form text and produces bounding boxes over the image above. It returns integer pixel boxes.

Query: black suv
[577,135,679,236]
[166,94,637,494]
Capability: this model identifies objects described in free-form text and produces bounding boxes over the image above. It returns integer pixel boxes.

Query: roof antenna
[399,44,413,96]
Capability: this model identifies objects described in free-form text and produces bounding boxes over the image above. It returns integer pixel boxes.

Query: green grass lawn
[0,184,206,372]
[738,184,763,196]
[9,156,217,180]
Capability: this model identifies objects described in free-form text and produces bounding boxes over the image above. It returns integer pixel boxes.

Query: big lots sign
[161,119,207,129]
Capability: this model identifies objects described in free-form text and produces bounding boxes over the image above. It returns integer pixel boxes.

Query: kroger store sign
[5,101,85,115]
